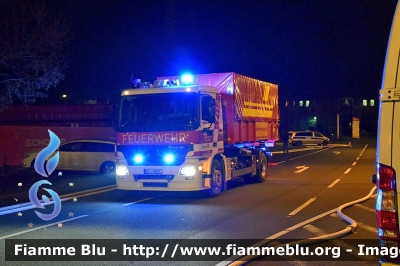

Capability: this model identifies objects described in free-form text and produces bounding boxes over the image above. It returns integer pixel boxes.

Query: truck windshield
[117,92,199,132]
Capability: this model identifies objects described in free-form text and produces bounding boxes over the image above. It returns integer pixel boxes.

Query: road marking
[288,261,308,266]
[344,168,352,174]
[294,165,309,173]
[329,213,339,218]
[0,195,162,239]
[288,146,333,161]
[302,224,375,260]
[272,146,324,154]
[288,197,316,216]
[356,157,360,160]
[303,224,325,234]
[352,162,357,166]
[217,187,377,266]
[354,204,375,213]
[0,215,88,240]
[333,151,340,154]
[357,221,378,234]
[123,198,154,206]
[328,179,340,188]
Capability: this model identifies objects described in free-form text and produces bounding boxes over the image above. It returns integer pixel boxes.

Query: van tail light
[376,163,400,263]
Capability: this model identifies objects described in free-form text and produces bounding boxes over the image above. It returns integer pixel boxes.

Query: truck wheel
[255,153,268,183]
[206,159,223,197]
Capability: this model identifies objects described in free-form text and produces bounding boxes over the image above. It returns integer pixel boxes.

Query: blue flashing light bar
[181,74,194,85]
[164,154,175,164]
[133,154,144,164]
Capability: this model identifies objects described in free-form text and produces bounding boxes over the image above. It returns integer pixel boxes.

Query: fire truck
[114,72,279,196]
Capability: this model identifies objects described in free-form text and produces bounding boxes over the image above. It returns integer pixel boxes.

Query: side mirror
[372,174,377,184]
[208,99,216,123]
[201,96,216,123]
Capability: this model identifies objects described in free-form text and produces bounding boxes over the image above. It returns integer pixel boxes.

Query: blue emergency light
[181,74,194,85]
[133,154,144,164]
[164,154,175,164]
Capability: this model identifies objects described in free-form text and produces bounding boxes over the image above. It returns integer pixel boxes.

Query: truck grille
[118,144,193,166]
[134,175,174,181]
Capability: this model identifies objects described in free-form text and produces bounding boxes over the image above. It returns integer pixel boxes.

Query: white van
[288,130,330,146]
[22,139,116,175]
[373,2,400,265]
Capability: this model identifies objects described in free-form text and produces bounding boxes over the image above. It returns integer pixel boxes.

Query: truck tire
[206,159,223,197]
[255,153,268,183]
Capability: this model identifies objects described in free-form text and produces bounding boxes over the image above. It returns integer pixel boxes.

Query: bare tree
[0,1,70,110]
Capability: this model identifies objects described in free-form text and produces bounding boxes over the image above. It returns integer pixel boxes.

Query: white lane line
[303,224,325,234]
[352,162,357,166]
[288,146,333,161]
[356,157,360,160]
[288,197,316,216]
[217,187,377,266]
[357,221,378,234]
[0,196,160,239]
[344,168,352,174]
[216,208,338,266]
[354,204,375,213]
[0,215,88,240]
[328,179,341,188]
[272,146,323,154]
[123,198,153,206]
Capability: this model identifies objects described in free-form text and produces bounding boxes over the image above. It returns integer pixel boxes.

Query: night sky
[33,0,398,104]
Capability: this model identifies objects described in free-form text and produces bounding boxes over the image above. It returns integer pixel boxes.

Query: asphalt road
[0,141,379,265]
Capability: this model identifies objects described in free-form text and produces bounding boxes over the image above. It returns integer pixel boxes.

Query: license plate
[144,169,163,174]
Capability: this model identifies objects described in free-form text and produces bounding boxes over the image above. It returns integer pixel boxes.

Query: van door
[302,132,313,145]
[79,142,115,172]
[374,2,400,265]
[58,142,83,170]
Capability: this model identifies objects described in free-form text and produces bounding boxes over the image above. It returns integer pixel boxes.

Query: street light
[58,94,68,104]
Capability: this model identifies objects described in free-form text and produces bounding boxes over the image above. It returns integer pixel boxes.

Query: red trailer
[158,73,279,145]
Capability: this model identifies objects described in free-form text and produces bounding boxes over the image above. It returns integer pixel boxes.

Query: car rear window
[59,142,83,152]
[295,132,312,137]
[81,142,114,152]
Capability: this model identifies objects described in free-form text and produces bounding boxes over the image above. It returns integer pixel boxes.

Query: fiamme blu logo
[28,130,62,221]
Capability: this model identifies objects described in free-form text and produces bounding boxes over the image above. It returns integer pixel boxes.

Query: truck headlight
[180,166,196,176]
[116,165,129,176]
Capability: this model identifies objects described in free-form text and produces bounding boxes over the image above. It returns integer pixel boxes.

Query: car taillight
[376,163,400,263]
